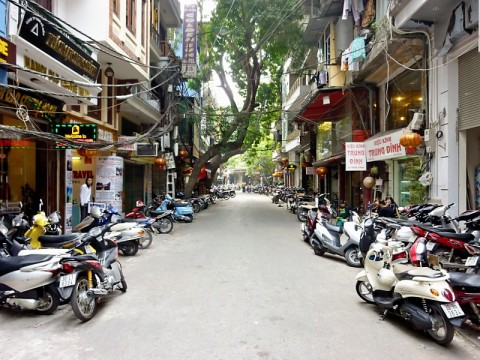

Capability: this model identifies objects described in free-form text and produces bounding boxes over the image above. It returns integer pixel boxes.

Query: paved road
[0,193,479,359]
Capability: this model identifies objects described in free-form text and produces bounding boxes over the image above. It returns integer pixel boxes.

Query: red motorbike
[125,200,148,219]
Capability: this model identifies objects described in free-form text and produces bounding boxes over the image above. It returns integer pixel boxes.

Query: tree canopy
[183,0,307,196]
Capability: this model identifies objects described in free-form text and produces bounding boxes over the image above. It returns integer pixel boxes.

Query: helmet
[48,211,61,224]
[136,200,145,207]
[90,206,102,218]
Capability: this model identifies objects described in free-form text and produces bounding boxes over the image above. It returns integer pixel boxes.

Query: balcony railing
[130,84,161,112]
[151,26,178,61]
[287,77,308,100]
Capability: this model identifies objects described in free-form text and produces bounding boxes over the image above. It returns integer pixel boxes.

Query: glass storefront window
[397,158,427,207]
[386,68,424,131]
[316,116,352,161]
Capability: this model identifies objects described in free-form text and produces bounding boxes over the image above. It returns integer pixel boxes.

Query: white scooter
[355,241,464,345]
[0,253,65,314]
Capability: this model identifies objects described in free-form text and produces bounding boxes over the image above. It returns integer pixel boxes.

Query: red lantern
[316,167,328,176]
[179,149,188,158]
[85,149,97,158]
[156,164,164,171]
[154,156,167,167]
[77,148,86,157]
[399,132,422,149]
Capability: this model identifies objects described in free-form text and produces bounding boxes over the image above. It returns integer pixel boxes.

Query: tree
[182,0,307,196]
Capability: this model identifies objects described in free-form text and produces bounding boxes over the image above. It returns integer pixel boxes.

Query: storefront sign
[0,36,16,66]
[53,124,97,148]
[65,149,73,234]
[182,4,198,78]
[345,142,366,171]
[364,129,406,162]
[117,136,137,151]
[19,10,100,82]
[0,86,63,120]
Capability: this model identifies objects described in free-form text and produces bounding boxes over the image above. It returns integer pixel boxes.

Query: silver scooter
[310,215,363,267]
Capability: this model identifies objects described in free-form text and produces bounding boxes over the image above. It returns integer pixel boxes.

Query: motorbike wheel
[120,241,139,256]
[223,193,230,200]
[425,302,455,346]
[71,275,97,322]
[230,192,236,198]
[118,270,127,293]
[355,280,375,304]
[192,203,201,213]
[35,287,60,315]
[139,229,153,249]
[155,218,173,234]
[297,209,308,222]
[184,214,193,223]
[345,247,362,268]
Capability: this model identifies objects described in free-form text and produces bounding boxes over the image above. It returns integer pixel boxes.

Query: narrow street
[0,193,478,360]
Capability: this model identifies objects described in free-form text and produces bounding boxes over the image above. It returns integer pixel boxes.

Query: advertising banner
[364,129,406,162]
[95,156,123,213]
[345,142,366,171]
[65,149,73,234]
[182,4,198,78]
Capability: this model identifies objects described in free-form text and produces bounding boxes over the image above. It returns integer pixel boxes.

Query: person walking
[80,176,93,221]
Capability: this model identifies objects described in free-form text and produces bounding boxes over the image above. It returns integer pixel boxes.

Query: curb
[456,326,480,348]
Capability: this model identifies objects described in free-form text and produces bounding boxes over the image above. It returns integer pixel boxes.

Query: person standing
[80,176,93,220]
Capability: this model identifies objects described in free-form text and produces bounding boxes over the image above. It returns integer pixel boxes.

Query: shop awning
[312,152,345,167]
[294,89,350,123]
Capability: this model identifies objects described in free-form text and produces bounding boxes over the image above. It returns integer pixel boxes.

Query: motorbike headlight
[88,226,104,238]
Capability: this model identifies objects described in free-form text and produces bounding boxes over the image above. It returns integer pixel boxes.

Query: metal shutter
[459,48,480,131]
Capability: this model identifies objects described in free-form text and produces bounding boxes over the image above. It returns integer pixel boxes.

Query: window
[127,0,136,33]
[113,0,120,15]
[142,0,146,46]
[386,69,424,131]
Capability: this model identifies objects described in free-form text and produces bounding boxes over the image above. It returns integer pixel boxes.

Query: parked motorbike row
[0,191,226,322]
[270,190,480,345]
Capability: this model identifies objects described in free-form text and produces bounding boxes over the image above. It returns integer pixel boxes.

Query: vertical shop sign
[65,149,73,234]
[182,4,198,78]
[345,142,366,171]
[95,156,123,213]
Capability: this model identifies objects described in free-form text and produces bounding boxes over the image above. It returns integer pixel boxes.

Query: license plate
[441,301,465,319]
[426,241,436,251]
[465,256,479,267]
[59,274,76,288]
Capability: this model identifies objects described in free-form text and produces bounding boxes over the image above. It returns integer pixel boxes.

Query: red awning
[295,89,350,122]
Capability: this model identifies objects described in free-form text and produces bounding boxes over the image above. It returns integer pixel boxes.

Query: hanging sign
[345,142,366,171]
[53,124,97,148]
[364,129,406,162]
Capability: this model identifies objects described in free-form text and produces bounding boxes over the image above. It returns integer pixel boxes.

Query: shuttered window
[458,48,480,131]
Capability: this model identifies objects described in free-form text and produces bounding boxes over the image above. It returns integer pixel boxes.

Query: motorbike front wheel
[155,218,173,234]
[192,203,201,213]
[71,275,97,322]
[139,229,153,249]
[297,209,307,222]
[36,286,60,315]
[120,241,139,256]
[425,302,455,346]
[355,280,375,304]
[184,214,193,223]
[345,247,362,268]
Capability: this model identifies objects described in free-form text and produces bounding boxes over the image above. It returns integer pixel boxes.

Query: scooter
[74,206,144,256]
[355,241,464,345]
[0,253,64,314]
[57,225,127,322]
[151,194,194,223]
[310,215,363,267]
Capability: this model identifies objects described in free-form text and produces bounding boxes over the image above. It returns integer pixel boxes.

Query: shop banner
[345,142,366,171]
[364,129,406,162]
[65,149,73,234]
[95,156,123,213]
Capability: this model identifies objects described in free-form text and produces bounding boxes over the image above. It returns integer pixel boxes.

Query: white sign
[96,156,124,212]
[345,142,366,171]
[117,136,137,151]
[364,129,406,162]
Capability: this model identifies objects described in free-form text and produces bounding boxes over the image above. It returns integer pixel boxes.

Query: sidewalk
[457,322,480,348]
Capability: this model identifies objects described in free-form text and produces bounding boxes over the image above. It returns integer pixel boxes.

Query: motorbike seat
[393,264,446,281]
[324,221,343,234]
[429,231,475,241]
[417,224,456,234]
[448,272,480,289]
[38,234,83,246]
[0,254,54,276]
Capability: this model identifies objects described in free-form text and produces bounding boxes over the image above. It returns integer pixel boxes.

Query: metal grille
[459,48,480,131]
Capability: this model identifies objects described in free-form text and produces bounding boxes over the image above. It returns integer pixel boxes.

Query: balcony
[302,0,343,44]
[284,76,312,113]
[151,27,179,65]
[119,84,162,125]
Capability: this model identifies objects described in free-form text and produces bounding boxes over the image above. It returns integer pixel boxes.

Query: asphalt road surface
[0,193,479,359]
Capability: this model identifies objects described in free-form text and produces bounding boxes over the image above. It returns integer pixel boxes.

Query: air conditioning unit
[136,143,158,157]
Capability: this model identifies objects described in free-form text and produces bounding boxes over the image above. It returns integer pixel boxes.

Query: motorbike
[0,253,65,314]
[73,205,144,256]
[57,225,127,322]
[150,194,194,223]
[125,200,175,236]
[355,240,464,345]
[309,213,363,267]
[24,206,63,249]
[297,193,334,222]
